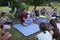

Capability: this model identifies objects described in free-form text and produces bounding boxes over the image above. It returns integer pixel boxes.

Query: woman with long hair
[50,19,60,40]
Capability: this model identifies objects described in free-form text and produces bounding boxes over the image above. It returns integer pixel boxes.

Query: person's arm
[0,28,2,40]
[2,32,12,40]
[23,18,27,20]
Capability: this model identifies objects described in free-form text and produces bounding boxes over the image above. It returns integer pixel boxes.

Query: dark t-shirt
[34,10,39,17]
[41,9,46,15]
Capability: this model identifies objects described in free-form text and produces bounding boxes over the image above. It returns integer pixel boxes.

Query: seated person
[20,10,27,23]
[49,6,54,16]
[46,12,51,23]
[33,6,39,17]
[35,22,52,40]
[35,10,39,17]
[40,8,46,15]
[52,8,60,18]
[1,12,12,25]
[0,22,12,40]
[30,10,36,20]
[20,10,33,25]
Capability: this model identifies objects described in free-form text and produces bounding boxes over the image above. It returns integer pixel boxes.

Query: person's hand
[23,18,26,21]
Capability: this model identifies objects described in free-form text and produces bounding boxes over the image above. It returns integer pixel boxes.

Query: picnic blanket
[25,19,33,24]
[13,23,40,36]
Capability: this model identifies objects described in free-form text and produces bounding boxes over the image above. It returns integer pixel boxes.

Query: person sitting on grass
[1,12,12,25]
[0,22,12,40]
[35,22,52,40]
[31,10,36,20]
[52,8,60,18]
[49,6,55,16]
[20,10,33,26]
[20,10,27,24]
[40,7,46,15]
[33,6,39,17]
[46,12,52,23]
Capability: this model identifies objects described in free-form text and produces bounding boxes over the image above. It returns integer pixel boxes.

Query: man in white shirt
[35,23,52,40]
[36,31,52,40]
[49,7,54,16]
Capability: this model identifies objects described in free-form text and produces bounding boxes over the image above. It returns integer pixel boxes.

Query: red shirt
[20,13,27,22]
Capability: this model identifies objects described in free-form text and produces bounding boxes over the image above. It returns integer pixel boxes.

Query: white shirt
[36,31,52,40]
[49,9,54,15]
[27,11,31,18]
[1,16,10,23]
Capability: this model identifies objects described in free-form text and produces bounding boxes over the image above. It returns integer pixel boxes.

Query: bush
[26,0,45,6]
[21,3,29,10]
[0,0,8,6]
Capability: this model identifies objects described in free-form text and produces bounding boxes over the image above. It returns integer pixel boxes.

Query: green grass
[0,3,60,40]
[29,6,50,11]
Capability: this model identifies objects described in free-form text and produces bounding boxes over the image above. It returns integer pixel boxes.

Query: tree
[57,0,60,2]
[33,0,41,6]
[26,0,46,6]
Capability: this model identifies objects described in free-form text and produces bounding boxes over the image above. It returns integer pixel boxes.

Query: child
[35,22,52,40]
[1,12,12,25]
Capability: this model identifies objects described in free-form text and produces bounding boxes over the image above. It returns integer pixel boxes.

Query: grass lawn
[0,3,60,40]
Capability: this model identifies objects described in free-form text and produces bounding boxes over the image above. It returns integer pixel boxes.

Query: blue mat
[36,18,45,23]
[13,23,40,36]
[25,19,33,24]
[36,18,49,23]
